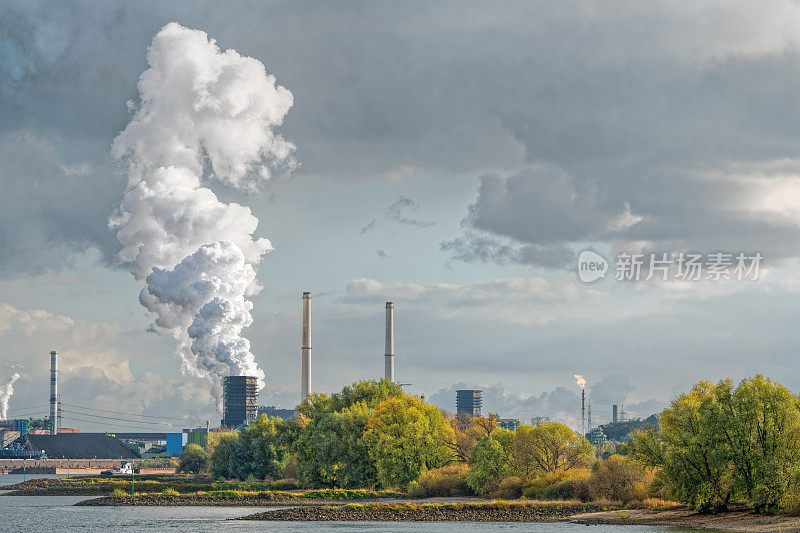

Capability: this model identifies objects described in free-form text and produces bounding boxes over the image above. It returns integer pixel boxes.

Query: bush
[588,455,652,504]
[537,479,575,500]
[573,477,591,502]
[409,465,471,497]
[178,444,208,474]
[781,491,800,516]
[110,488,127,499]
[162,487,179,496]
[490,476,524,499]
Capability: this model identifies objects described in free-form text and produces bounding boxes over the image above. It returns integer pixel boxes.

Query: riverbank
[571,507,800,533]
[239,501,601,521]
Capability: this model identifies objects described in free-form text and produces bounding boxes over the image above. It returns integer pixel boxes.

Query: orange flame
[574,374,586,389]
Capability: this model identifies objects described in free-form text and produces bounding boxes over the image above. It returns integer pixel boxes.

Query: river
[0,474,694,532]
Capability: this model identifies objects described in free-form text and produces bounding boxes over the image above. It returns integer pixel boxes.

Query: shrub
[409,465,471,497]
[178,444,208,474]
[781,491,800,516]
[588,455,652,504]
[573,477,591,502]
[538,479,575,500]
[110,488,127,499]
[162,487,179,497]
[490,476,524,499]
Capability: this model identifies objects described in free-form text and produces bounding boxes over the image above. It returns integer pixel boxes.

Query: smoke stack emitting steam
[110,23,296,411]
[0,373,20,420]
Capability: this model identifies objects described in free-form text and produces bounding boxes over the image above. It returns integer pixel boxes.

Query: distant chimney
[49,351,58,435]
[385,302,394,382]
[301,292,311,402]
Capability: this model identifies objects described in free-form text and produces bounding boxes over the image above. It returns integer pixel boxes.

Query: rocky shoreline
[75,494,384,507]
[239,502,600,522]
[570,508,800,533]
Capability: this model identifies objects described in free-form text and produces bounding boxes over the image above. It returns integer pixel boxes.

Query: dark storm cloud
[6,1,800,274]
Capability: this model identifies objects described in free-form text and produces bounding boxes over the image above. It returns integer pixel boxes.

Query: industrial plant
[0,291,628,472]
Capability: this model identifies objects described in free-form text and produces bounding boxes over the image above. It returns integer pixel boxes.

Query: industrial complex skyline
[4,2,800,433]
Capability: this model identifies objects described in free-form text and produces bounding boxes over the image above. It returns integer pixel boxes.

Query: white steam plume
[0,373,20,420]
[110,23,295,410]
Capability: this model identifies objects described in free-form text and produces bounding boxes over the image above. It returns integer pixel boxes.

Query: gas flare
[574,374,586,389]
[0,373,20,420]
[110,23,295,411]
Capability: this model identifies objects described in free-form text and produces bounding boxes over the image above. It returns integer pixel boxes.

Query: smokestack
[50,351,58,435]
[581,388,585,437]
[301,292,311,402]
[385,302,394,382]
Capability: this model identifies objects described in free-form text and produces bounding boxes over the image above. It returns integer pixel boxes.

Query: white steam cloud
[0,373,20,420]
[109,23,295,410]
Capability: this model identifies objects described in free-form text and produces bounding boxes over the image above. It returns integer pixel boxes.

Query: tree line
[177,375,800,514]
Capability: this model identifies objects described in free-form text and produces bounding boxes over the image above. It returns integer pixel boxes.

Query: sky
[2,0,800,432]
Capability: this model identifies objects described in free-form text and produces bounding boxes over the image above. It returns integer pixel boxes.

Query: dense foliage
[631,375,800,513]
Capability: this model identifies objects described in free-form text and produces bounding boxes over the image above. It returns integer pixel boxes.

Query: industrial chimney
[301,292,311,402]
[49,350,58,435]
[385,302,394,382]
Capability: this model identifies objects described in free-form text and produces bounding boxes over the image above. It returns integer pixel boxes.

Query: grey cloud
[440,230,576,268]
[0,132,122,276]
[360,219,376,234]
[385,196,433,228]
[8,2,800,273]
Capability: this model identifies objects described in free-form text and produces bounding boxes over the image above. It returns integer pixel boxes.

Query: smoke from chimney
[109,23,296,410]
[0,373,20,420]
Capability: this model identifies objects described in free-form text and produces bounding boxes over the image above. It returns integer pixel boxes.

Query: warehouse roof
[24,434,140,459]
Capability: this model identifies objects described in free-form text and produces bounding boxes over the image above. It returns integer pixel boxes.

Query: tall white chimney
[49,350,58,435]
[301,292,311,402]
[385,302,394,382]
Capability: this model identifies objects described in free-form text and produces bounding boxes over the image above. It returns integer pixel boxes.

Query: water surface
[0,474,694,533]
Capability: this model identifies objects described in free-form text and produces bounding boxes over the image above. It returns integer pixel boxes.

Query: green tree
[231,415,286,480]
[294,379,405,487]
[715,375,800,512]
[177,443,208,474]
[364,395,455,488]
[465,429,514,494]
[513,422,593,477]
[208,433,239,479]
[294,401,379,488]
[631,381,735,512]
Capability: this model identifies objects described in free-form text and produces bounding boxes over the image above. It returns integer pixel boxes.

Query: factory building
[498,418,520,431]
[456,389,482,417]
[221,376,258,428]
[257,406,296,421]
[587,427,608,446]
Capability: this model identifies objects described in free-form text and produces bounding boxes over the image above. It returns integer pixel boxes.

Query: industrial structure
[257,405,296,421]
[49,350,58,435]
[456,389,482,417]
[385,302,394,382]
[499,418,520,431]
[587,427,607,446]
[221,376,258,428]
[301,291,311,402]
[612,404,618,423]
